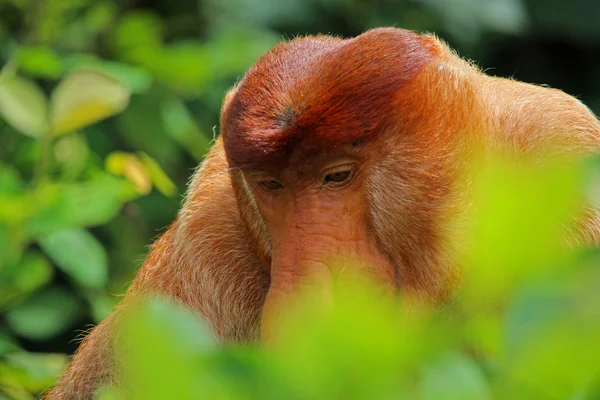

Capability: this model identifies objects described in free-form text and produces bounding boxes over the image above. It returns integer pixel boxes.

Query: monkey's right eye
[258,179,283,191]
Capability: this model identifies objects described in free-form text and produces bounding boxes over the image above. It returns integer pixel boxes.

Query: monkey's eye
[258,179,283,191]
[324,171,351,183]
[323,166,355,185]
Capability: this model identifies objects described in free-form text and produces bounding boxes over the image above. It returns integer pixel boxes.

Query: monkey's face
[240,145,398,338]
[219,28,441,337]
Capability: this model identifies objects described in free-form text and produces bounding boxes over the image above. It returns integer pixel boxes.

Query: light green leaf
[63,55,153,94]
[60,177,135,227]
[96,387,127,400]
[15,46,64,79]
[2,352,68,393]
[138,152,176,197]
[25,177,137,238]
[100,61,153,94]
[105,152,152,195]
[116,297,216,400]
[50,69,131,135]
[5,287,81,340]
[462,155,583,304]
[420,352,492,400]
[0,75,49,137]
[39,228,108,288]
[54,133,90,181]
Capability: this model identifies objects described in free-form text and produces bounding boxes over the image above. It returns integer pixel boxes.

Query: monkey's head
[220,28,476,336]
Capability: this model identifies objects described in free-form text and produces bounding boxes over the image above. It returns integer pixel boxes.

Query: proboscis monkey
[46,28,600,399]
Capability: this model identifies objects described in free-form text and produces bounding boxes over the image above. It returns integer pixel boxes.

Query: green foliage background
[0,0,600,398]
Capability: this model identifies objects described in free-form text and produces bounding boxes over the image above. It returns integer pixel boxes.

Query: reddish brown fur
[45,28,600,399]
[223,28,439,169]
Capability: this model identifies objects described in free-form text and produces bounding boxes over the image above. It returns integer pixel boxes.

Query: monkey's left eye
[258,179,283,191]
[324,171,351,183]
[323,166,354,185]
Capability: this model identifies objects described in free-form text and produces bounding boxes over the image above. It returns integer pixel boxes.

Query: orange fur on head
[45,28,600,399]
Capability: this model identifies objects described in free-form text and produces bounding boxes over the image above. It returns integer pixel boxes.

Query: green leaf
[1,352,68,393]
[462,156,583,304]
[60,177,135,227]
[116,297,217,400]
[160,96,212,161]
[0,330,21,356]
[149,42,214,94]
[268,276,444,399]
[21,184,69,237]
[420,352,492,400]
[0,164,23,195]
[138,152,176,197]
[113,91,182,167]
[0,225,26,271]
[12,252,54,295]
[0,251,54,309]
[14,46,64,79]
[63,55,153,94]
[96,387,127,400]
[26,176,137,238]
[84,1,117,33]
[105,152,152,195]
[113,11,163,54]
[0,75,49,137]
[100,61,153,94]
[54,133,90,181]
[39,228,108,288]
[5,287,81,340]
[50,69,131,135]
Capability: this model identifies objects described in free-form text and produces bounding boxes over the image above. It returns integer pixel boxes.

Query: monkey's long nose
[260,228,397,342]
